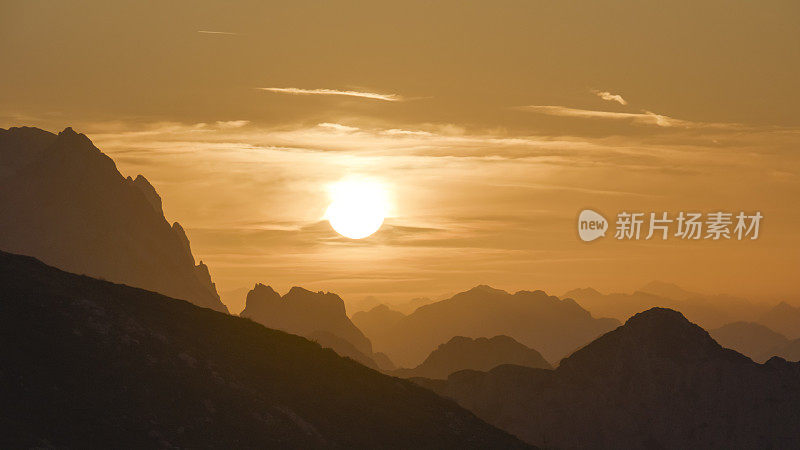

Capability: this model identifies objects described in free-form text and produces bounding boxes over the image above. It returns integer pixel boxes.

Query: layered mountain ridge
[394,335,552,379]
[0,249,527,448]
[415,307,800,448]
[365,284,620,367]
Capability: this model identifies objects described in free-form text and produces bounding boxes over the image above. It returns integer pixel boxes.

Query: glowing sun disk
[325,179,388,239]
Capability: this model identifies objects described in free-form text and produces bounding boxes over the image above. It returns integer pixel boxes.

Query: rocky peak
[170,222,195,267]
[130,174,164,216]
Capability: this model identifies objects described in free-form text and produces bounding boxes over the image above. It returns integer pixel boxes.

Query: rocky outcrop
[242,284,372,355]
[0,126,226,312]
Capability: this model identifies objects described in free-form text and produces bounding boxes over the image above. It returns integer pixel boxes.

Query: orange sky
[2,1,799,312]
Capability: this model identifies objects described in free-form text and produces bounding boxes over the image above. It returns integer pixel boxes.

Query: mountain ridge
[0,249,529,448]
[414,307,800,448]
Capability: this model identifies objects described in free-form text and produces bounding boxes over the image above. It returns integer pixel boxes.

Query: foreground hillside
[0,250,527,448]
[415,308,800,449]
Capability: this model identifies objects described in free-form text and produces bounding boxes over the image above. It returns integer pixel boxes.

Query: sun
[325,178,389,239]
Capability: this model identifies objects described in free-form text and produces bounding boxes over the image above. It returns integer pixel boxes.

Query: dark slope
[416,308,800,449]
[394,335,551,379]
[0,126,226,312]
[0,251,528,449]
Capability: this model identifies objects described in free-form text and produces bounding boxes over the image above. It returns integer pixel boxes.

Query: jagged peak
[250,283,280,297]
[55,127,92,146]
[171,222,195,266]
[130,174,164,216]
[286,286,314,296]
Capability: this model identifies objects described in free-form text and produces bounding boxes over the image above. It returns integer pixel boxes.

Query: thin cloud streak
[592,89,628,105]
[519,105,690,127]
[258,87,403,102]
[197,30,240,36]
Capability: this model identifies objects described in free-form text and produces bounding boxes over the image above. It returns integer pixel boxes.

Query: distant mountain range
[393,335,551,379]
[0,126,226,312]
[710,321,800,363]
[365,285,619,367]
[415,308,800,448]
[759,301,800,339]
[0,250,527,448]
[564,282,769,329]
[352,304,407,342]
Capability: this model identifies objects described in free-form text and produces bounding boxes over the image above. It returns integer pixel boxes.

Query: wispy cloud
[592,89,628,105]
[318,123,359,132]
[216,120,250,128]
[383,129,433,137]
[519,105,684,127]
[258,87,402,102]
[197,30,240,36]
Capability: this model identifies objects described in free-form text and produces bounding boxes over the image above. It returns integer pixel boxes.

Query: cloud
[318,123,360,132]
[216,120,250,128]
[197,30,240,36]
[258,87,402,102]
[519,105,685,127]
[592,89,628,105]
[383,129,433,137]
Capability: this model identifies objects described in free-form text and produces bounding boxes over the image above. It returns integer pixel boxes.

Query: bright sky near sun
[1,1,799,312]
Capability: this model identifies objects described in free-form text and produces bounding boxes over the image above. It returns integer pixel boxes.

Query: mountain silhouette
[394,335,552,379]
[0,126,226,312]
[369,285,619,367]
[241,283,385,365]
[565,283,767,330]
[0,250,528,448]
[759,301,800,339]
[415,308,800,448]
[394,296,437,314]
[351,304,406,342]
[710,321,790,362]
[638,280,696,300]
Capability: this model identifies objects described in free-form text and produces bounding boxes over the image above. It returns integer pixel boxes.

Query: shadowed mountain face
[0,127,226,312]
[565,282,767,330]
[710,322,790,363]
[370,285,620,368]
[0,250,528,449]
[415,308,800,449]
[759,302,800,339]
[394,335,552,379]
[241,283,373,356]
